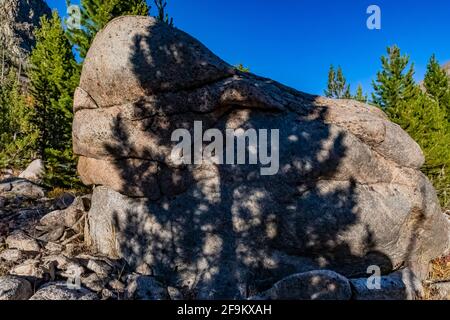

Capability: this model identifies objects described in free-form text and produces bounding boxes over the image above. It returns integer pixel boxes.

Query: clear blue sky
[46,0,450,96]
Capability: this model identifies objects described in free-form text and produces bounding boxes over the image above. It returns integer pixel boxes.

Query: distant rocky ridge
[0,0,51,67]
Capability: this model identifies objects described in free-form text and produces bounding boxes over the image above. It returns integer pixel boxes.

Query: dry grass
[423,255,450,300]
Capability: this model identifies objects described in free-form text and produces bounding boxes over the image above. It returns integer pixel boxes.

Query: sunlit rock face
[74,16,450,299]
[0,0,51,60]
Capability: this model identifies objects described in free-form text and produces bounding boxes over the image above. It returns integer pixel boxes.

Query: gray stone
[6,231,40,252]
[126,275,169,300]
[0,276,33,300]
[19,159,44,183]
[53,193,76,210]
[44,242,64,253]
[40,196,89,231]
[350,268,423,300]
[168,286,184,300]
[10,259,45,278]
[86,259,113,277]
[0,249,23,262]
[0,179,45,200]
[75,17,450,299]
[30,282,98,300]
[257,270,351,300]
[81,273,107,292]
[109,279,125,292]
[77,16,235,110]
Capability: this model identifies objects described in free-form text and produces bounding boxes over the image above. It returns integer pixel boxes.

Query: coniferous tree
[424,54,450,113]
[324,65,336,98]
[66,0,150,59]
[236,63,250,73]
[0,70,38,168]
[154,0,174,26]
[354,84,368,103]
[29,11,80,187]
[372,45,420,112]
[325,65,351,99]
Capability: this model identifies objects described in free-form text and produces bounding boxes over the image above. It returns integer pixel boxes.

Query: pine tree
[154,0,174,26]
[66,0,150,59]
[29,11,80,187]
[390,92,450,207]
[424,54,450,113]
[236,63,250,73]
[325,65,351,99]
[354,84,368,103]
[372,45,420,111]
[0,70,38,168]
[324,65,336,98]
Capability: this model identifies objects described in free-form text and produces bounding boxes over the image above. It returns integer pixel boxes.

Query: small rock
[102,288,116,300]
[60,263,85,279]
[87,259,113,277]
[136,262,152,276]
[38,226,65,242]
[44,242,64,253]
[126,275,169,300]
[29,282,98,300]
[10,259,46,279]
[19,159,44,183]
[81,273,107,292]
[168,286,184,300]
[53,193,76,210]
[0,249,23,262]
[0,276,33,300]
[258,270,352,300]
[40,196,89,232]
[350,268,423,300]
[6,231,40,252]
[109,279,125,292]
[42,255,72,271]
[0,178,45,200]
[0,197,5,208]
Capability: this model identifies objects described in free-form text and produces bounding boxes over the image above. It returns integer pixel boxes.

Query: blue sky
[46,0,450,96]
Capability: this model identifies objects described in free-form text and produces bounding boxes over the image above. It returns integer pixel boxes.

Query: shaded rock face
[73,16,450,299]
[0,0,51,57]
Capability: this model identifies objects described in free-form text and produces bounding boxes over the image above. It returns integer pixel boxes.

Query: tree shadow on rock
[93,22,406,300]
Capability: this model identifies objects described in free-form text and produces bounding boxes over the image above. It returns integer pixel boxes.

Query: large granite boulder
[73,16,450,299]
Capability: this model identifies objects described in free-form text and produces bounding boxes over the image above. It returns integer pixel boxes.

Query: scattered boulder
[29,282,98,300]
[6,231,40,252]
[76,16,450,299]
[350,268,423,300]
[0,178,45,200]
[19,159,44,183]
[256,270,352,300]
[125,275,169,300]
[0,276,33,300]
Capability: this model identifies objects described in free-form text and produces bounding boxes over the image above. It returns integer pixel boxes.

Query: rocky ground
[1,169,449,300]
[0,170,181,300]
